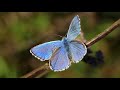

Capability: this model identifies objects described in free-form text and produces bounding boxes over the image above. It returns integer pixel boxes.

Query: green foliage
[0,56,17,78]
[32,14,50,30]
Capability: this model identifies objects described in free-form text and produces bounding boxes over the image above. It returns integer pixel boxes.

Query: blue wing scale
[30,40,62,61]
[67,15,81,41]
[69,41,87,63]
[49,45,71,72]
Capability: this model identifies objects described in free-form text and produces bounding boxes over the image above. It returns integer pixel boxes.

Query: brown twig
[20,19,120,78]
[86,19,120,47]
[20,63,50,78]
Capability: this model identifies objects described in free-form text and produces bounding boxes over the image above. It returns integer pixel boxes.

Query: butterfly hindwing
[30,40,62,61]
[67,15,81,41]
[49,45,71,72]
[69,40,87,63]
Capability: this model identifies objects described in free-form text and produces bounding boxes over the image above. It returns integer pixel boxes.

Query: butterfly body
[30,15,87,72]
[62,37,72,60]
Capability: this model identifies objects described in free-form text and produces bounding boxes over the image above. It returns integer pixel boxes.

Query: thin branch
[20,63,50,78]
[20,19,120,78]
[86,19,120,47]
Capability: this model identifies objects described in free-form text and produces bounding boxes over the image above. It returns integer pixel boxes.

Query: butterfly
[30,15,87,72]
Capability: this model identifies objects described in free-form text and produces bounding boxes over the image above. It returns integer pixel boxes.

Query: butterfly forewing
[67,15,81,41]
[30,40,62,61]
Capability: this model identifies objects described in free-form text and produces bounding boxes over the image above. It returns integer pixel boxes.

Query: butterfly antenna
[64,31,68,37]
[52,34,63,38]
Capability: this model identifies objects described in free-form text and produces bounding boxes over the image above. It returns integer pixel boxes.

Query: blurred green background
[0,12,120,78]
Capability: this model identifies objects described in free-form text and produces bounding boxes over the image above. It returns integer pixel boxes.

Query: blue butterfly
[30,15,87,72]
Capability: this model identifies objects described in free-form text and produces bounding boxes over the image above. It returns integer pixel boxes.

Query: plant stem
[20,63,50,78]
[86,19,120,47]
